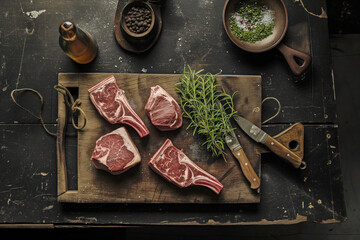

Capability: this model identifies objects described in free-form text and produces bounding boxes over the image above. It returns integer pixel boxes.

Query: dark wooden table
[0,0,345,227]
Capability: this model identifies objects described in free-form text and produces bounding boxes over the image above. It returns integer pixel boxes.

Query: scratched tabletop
[0,0,345,226]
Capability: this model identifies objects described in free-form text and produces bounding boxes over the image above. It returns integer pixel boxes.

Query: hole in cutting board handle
[66,87,79,124]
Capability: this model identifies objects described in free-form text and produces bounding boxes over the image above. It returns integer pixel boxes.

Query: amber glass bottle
[59,21,98,64]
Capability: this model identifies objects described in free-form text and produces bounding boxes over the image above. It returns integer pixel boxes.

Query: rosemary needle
[176,66,237,161]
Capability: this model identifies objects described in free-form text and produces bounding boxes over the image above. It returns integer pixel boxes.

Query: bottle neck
[59,21,77,40]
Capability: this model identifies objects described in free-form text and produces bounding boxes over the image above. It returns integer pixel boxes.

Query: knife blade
[234,115,302,168]
[225,121,260,189]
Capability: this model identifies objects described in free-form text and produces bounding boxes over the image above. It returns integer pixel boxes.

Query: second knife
[234,115,303,168]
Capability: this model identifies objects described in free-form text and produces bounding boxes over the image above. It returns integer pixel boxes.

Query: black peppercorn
[124,6,152,34]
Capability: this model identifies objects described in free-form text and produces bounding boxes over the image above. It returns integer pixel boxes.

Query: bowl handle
[277,43,312,75]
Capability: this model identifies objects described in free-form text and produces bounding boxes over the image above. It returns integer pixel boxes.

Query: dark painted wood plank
[0,0,346,228]
[0,123,345,224]
[0,0,336,125]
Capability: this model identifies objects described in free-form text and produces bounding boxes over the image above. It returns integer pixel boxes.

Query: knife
[225,120,260,190]
[234,115,303,168]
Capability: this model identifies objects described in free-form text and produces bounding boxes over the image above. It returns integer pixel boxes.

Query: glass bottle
[59,21,98,64]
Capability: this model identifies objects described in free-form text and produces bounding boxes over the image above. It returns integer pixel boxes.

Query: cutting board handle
[56,91,69,196]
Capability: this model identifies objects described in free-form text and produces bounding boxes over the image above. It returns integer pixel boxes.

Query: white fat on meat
[91,127,141,175]
[88,75,149,138]
[148,139,223,194]
[145,85,182,131]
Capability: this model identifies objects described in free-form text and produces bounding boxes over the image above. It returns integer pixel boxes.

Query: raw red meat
[88,75,149,138]
[145,85,182,131]
[148,139,223,194]
[91,127,141,175]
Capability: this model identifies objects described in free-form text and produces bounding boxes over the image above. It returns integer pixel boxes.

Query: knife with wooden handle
[225,131,260,190]
[263,135,302,168]
[231,147,260,189]
[216,99,261,189]
[233,115,303,168]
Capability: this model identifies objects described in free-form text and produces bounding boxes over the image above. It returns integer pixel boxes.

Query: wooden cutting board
[57,73,262,203]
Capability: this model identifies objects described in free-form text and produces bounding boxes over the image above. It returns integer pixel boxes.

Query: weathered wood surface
[57,73,261,203]
[0,0,335,125]
[0,124,345,225]
[0,0,346,227]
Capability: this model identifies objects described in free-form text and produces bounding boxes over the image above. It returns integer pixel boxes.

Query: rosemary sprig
[176,66,237,161]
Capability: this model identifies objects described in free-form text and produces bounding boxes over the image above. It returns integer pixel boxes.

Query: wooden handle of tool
[264,136,302,168]
[277,43,312,76]
[233,148,260,189]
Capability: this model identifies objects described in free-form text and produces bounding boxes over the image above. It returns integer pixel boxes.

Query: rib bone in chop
[148,139,223,194]
[91,127,141,175]
[145,85,182,131]
[88,75,149,138]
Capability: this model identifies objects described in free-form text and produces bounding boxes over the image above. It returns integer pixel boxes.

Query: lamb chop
[145,85,182,131]
[149,139,223,194]
[88,75,149,138]
[91,127,141,175]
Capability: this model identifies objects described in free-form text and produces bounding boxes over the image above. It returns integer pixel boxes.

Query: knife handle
[264,136,302,168]
[233,148,260,189]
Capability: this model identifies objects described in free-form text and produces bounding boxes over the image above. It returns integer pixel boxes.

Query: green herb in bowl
[229,0,275,43]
